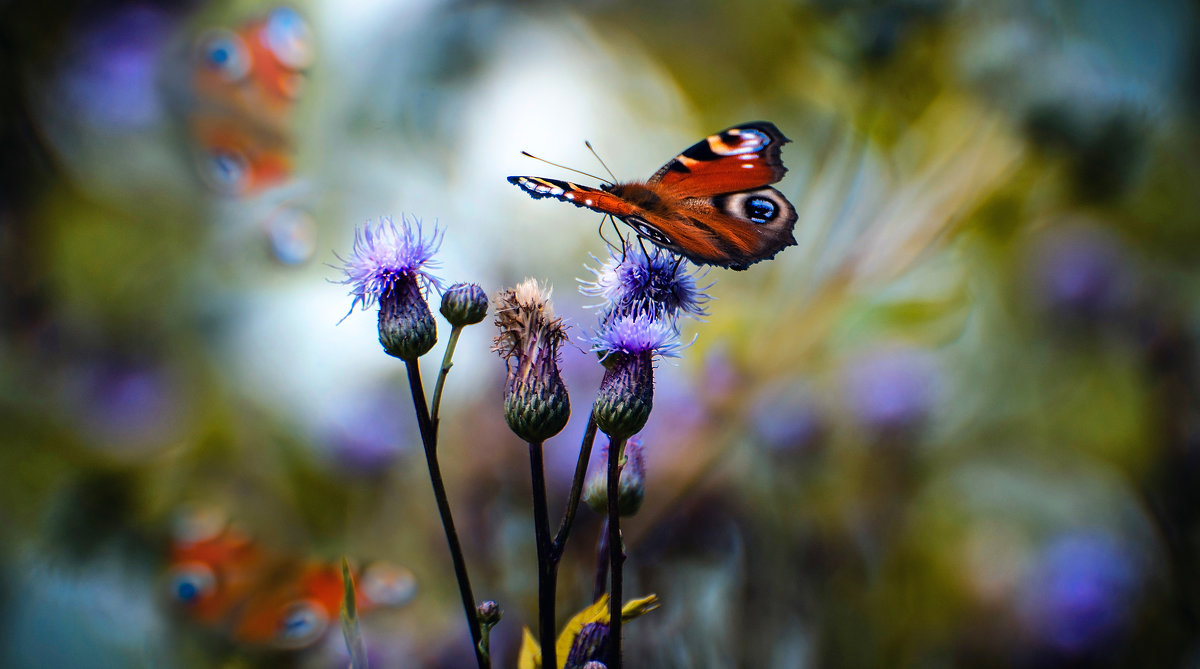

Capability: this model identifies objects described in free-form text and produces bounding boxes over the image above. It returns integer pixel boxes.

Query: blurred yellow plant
[517,594,660,669]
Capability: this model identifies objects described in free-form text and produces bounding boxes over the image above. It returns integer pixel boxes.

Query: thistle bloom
[580,242,712,324]
[591,313,680,440]
[336,216,443,360]
[493,279,571,442]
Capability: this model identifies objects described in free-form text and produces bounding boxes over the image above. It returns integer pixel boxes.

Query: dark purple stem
[529,439,557,669]
[405,359,488,669]
[607,436,628,669]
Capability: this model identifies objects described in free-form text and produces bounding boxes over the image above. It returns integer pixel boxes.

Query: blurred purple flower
[842,346,938,439]
[320,387,413,475]
[1029,223,1133,324]
[750,382,826,456]
[69,358,182,452]
[580,241,712,323]
[336,216,444,319]
[57,5,174,129]
[1017,530,1143,657]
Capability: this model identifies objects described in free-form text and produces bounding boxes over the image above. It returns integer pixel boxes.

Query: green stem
[430,324,464,426]
[552,414,599,560]
[405,359,488,669]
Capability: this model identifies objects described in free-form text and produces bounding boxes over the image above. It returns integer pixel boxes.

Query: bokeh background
[2,0,1200,666]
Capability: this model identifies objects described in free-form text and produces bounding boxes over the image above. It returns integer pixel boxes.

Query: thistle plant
[336,215,490,668]
[339,221,708,668]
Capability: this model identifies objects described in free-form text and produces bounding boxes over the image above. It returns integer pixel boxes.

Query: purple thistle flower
[336,215,444,319]
[590,313,682,360]
[580,242,712,324]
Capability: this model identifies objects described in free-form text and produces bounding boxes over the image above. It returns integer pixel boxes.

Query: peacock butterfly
[509,121,797,270]
[164,508,415,650]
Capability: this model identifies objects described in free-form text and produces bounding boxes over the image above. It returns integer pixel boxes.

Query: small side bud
[379,276,437,360]
[583,439,646,517]
[441,282,489,326]
[477,600,502,627]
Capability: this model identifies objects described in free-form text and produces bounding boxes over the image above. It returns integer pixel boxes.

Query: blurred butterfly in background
[185,6,318,265]
[189,6,311,196]
[509,121,797,270]
[164,508,416,650]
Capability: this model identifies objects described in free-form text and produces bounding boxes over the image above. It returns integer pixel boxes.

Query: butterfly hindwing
[648,121,790,197]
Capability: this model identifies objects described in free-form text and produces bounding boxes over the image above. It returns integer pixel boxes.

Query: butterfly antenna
[520,151,609,184]
[584,141,618,184]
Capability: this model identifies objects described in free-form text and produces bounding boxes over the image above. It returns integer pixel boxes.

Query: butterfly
[164,508,415,650]
[509,122,797,270]
[188,7,313,196]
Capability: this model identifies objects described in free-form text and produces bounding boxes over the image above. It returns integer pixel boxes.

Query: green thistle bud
[592,352,654,440]
[477,600,502,626]
[378,275,437,360]
[583,438,646,517]
[440,282,489,326]
[493,279,571,443]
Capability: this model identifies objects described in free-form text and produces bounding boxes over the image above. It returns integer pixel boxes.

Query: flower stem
[607,436,628,669]
[552,414,599,559]
[528,440,557,669]
[430,324,464,426]
[405,359,488,669]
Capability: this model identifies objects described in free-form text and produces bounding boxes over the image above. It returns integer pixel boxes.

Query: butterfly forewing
[648,121,790,197]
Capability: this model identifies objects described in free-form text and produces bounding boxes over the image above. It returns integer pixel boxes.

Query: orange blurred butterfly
[188,7,313,196]
[509,122,797,270]
[164,508,415,650]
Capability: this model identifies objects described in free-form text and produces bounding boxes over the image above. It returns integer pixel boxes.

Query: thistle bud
[589,313,679,440]
[378,275,438,360]
[440,282,489,326]
[564,622,609,669]
[493,280,571,442]
[592,352,654,440]
[477,600,502,627]
[583,438,646,516]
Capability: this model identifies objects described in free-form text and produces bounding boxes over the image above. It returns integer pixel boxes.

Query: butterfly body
[509,122,797,270]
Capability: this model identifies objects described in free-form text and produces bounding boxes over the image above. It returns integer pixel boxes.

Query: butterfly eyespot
[165,562,217,606]
[272,599,329,649]
[262,7,314,71]
[625,216,673,247]
[200,148,252,195]
[265,207,317,265]
[360,563,418,607]
[745,196,778,224]
[198,30,250,82]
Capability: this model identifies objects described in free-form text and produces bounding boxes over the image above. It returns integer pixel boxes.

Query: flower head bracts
[591,313,681,360]
[580,242,712,324]
[493,279,572,442]
[337,215,444,319]
[493,279,569,380]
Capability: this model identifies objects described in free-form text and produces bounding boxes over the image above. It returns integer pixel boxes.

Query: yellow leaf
[554,594,661,669]
[517,626,541,669]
